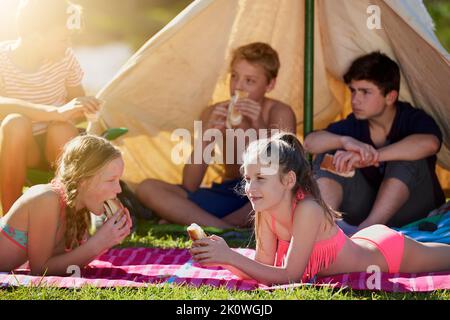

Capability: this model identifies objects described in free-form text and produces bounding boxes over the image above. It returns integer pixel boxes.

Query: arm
[191,211,277,281]
[0,96,63,122]
[303,130,345,154]
[333,134,440,173]
[267,103,297,134]
[191,201,323,285]
[27,191,132,275]
[66,84,86,101]
[377,134,440,162]
[182,104,227,192]
[0,95,101,124]
[305,131,379,164]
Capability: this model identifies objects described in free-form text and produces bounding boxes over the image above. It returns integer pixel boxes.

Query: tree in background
[425,0,450,51]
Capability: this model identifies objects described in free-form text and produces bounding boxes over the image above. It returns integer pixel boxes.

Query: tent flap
[88,0,450,188]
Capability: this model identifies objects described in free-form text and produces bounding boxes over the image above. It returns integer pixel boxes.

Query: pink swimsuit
[272,191,406,282]
[351,224,404,273]
[272,191,346,282]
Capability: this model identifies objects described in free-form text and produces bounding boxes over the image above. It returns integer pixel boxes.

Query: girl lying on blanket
[190,133,450,285]
[0,135,132,275]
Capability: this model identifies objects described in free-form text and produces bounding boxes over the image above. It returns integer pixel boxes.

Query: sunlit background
[0,0,448,95]
[0,0,193,94]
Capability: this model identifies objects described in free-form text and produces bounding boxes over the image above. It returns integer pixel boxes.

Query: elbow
[303,135,315,154]
[29,264,49,276]
[264,269,302,286]
[419,135,441,157]
[429,136,441,155]
[181,182,198,193]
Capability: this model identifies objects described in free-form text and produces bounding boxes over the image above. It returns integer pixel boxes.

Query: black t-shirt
[325,101,444,201]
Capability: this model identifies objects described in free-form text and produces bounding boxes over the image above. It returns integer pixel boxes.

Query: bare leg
[359,178,409,228]
[136,179,233,228]
[316,177,343,211]
[44,121,79,166]
[0,114,41,214]
[401,236,450,273]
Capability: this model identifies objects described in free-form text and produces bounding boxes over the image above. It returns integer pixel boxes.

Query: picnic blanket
[395,201,450,244]
[1,247,449,292]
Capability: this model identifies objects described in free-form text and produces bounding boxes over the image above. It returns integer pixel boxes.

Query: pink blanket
[1,248,449,292]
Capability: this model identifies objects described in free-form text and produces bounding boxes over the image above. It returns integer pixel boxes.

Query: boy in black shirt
[304,52,445,232]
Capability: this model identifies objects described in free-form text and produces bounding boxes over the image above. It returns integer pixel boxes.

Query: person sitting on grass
[0,0,102,214]
[190,133,450,286]
[0,135,132,275]
[136,42,296,229]
[304,51,445,234]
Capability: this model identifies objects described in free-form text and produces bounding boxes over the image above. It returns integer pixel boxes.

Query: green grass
[1,219,449,300]
[1,284,449,300]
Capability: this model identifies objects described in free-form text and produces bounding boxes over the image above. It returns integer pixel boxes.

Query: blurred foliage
[72,0,193,49]
[0,0,448,52]
[425,0,450,51]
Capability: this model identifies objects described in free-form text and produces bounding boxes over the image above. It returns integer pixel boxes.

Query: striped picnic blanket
[1,247,449,292]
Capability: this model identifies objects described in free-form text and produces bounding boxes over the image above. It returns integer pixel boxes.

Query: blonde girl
[0,135,132,275]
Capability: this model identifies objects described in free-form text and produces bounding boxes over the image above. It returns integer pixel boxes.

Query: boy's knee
[317,176,343,193]
[136,179,159,199]
[0,114,33,138]
[384,159,429,189]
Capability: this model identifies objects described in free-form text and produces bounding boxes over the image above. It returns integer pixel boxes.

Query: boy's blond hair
[16,0,82,36]
[230,42,280,82]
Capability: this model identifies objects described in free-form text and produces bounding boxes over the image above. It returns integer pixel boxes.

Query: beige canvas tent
[88,0,450,191]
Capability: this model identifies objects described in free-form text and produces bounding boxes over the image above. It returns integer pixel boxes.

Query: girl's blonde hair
[55,134,122,250]
[241,132,341,246]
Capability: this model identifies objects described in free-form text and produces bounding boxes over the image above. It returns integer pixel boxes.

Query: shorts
[180,179,248,218]
[313,153,443,227]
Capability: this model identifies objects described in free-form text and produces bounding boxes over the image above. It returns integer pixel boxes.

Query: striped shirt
[0,40,84,133]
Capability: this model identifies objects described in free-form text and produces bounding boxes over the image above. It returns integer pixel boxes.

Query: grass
[1,219,449,300]
[1,284,449,300]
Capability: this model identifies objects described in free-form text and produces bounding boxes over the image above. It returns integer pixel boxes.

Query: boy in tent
[304,51,445,234]
[0,0,102,214]
[137,42,296,228]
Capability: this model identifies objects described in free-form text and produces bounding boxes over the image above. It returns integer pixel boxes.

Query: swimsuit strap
[272,189,306,233]
[291,189,306,220]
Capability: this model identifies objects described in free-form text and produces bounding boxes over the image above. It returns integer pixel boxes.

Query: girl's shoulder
[22,184,62,210]
[293,198,327,223]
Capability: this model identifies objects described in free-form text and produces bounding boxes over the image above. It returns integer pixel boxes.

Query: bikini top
[271,190,346,282]
[0,179,67,252]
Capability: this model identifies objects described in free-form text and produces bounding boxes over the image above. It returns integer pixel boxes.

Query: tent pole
[303,0,314,138]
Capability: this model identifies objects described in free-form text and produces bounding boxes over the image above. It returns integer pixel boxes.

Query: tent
[87,0,450,190]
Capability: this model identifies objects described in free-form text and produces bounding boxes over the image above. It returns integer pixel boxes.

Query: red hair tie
[296,190,305,201]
